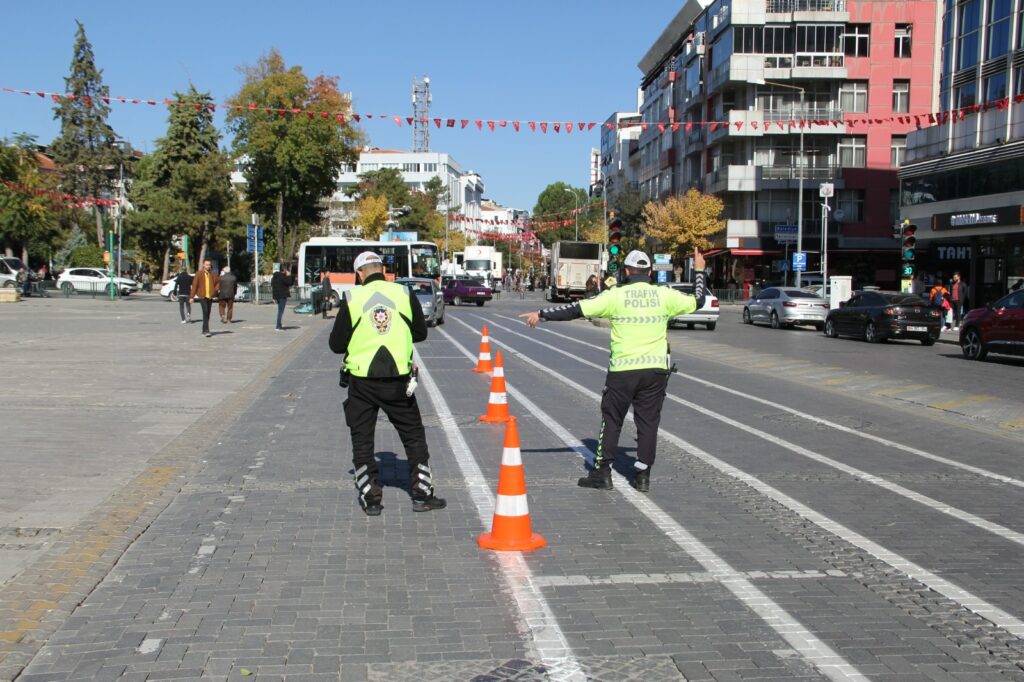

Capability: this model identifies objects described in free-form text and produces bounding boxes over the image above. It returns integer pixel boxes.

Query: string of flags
[0,179,121,208]
[6,86,1024,133]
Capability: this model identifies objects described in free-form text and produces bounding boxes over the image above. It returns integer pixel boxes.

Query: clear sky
[1,1,680,212]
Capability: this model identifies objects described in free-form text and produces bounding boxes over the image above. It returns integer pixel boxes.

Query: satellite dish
[833,209,847,221]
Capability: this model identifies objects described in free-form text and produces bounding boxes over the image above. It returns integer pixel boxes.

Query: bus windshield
[464,259,491,271]
[299,240,440,289]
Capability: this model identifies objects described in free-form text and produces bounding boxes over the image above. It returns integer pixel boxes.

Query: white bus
[297,237,441,303]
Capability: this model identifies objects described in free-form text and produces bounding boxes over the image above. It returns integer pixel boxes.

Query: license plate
[477,292,486,296]
[907,326,927,332]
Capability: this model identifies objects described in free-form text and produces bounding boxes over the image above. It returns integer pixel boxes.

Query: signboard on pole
[657,270,668,283]
[246,224,264,253]
[819,182,834,198]
[774,224,798,243]
[792,252,808,272]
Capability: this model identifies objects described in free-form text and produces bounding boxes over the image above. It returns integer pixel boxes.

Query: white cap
[222,267,230,274]
[353,251,383,271]
[623,250,651,269]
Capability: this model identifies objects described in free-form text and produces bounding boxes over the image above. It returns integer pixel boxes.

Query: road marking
[492,314,1024,491]
[440,322,867,681]
[415,350,585,682]
[928,394,995,411]
[485,317,1024,547]
[1001,416,1024,430]
[532,569,847,587]
[822,376,853,386]
[871,384,930,397]
[469,315,1024,637]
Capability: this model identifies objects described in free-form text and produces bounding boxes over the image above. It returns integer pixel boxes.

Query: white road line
[494,313,1024,489]
[450,315,1024,637]
[486,316,1024,548]
[436,325,868,682]
[414,350,585,682]
[533,569,847,587]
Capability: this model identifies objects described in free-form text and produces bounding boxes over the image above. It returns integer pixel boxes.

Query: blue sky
[1,1,680,212]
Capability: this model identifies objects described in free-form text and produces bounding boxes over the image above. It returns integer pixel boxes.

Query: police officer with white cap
[329,251,446,515]
[520,250,703,492]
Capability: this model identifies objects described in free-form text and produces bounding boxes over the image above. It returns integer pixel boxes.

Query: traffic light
[901,221,917,278]
[608,215,623,273]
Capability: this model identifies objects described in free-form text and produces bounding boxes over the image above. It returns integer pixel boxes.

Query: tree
[346,167,409,207]
[355,194,388,240]
[642,188,725,257]
[0,136,61,263]
[531,182,585,246]
[50,21,127,248]
[227,50,361,264]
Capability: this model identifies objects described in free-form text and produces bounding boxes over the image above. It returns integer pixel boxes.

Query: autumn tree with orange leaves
[642,188,725,257]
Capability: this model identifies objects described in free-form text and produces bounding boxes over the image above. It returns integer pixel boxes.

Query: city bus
[296,237,441,303]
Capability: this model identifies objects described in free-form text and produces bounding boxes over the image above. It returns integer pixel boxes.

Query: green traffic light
[608,262,620,272]
[903,249,914,260]
[609,244,621,256]
[902,264,915,277]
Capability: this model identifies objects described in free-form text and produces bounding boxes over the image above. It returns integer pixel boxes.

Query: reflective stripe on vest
[344,281,413,377]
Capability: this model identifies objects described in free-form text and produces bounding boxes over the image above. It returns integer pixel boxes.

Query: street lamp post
[754,79,805,287]
[563,187,579,241]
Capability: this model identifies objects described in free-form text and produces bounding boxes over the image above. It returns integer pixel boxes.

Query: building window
[986,71,1008,100]
[987,0,1012,59]
[402,163,420,173]
[838,81,869,112]
[956,82,977,108]
[1016,68,1024,98]
[838,136,866,167]
[836,190,864,222]
[890,135,907,168]
[892,80,910,113]
[843,24,871,56]
[894,24,912,57]
[795,24,844,53]
[360,163,379,171]
[423,163,438,172]
[957,0,981,69]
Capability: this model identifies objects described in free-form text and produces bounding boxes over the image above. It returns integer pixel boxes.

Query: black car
[824,290,941,345]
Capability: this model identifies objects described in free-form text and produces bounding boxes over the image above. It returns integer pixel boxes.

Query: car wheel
[742,308,752,324]
[961,328,987,360]
[770,311,781,329]
[824,318,838,338]
[706,322,716,331]
[686,323,695,330]
[2,280,15,288]
[169,291,179,302]
[864,321,880,343]
[453,296,462,306]
[330,292,340,308]
[437,310,445,325]
[476,301,485,306]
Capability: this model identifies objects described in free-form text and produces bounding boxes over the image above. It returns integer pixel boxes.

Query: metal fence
[766,0,846,12]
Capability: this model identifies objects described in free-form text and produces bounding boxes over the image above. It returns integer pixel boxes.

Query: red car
[443,277,492,306]
[960,289,1024,361]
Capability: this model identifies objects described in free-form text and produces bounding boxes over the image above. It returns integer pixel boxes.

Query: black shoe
[412,495,447,512]
[634,470,650,493]
[362,501,383,516]
[578,467,613,489]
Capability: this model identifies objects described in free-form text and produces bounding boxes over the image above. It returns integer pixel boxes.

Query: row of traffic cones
[472,326,546,552]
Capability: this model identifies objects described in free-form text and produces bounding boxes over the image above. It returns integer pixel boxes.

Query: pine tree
[50,21,126,247]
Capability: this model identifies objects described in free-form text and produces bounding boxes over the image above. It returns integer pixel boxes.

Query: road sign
[653,253,672,265]
[819,182,834,198]
[774,224,798,243]
[652,263,674,271]
[657,270,668,283]
[792,252,808,272]
[246,224,264,253]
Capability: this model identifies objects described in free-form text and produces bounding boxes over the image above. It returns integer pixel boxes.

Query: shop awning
[702,249,728,258]
[730,249,781,256]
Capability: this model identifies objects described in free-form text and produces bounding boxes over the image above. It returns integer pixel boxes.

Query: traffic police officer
[329,251,446,516]
[520,250,703,492]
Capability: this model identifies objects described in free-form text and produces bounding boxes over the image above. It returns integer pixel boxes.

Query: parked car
[824,290,940,344]
[743,287,830,330]
[57,268,138,296]
[397,277,445,327]
[159,277,249,302]
[664,283,719,330]
[959,289,1024,361]
[443,277,492,306]
[0,257,23,288]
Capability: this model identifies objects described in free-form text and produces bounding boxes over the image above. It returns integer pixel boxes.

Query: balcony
[705,165,763,194]
[760,164,843,189]
[708,110,766,145]
[792,53,846,79]
[762,107,846,134]
[766,0,849,21]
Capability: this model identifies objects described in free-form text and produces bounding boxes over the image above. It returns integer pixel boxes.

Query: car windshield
[782,289,820,299]
[881,293,927,305]
[461,279,484,287]
[403,282,433,295]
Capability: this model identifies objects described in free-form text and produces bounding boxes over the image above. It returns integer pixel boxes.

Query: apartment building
[900,0,1024,306]
[598,111,643,208]
[636,0,938,288]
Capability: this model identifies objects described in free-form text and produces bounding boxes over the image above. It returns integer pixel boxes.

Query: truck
[463,245,502,290]
[549,241,602,302]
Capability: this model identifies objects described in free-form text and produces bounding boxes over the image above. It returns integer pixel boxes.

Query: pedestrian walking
[585,274,600,299]
[949,272,968,330]
[320,270,333,319]
[271,266,295,331]
[174,268,193,323]
[189,259,220,338]
[519,250,702,493]
[328,251,446,516]
[218,267,238,323]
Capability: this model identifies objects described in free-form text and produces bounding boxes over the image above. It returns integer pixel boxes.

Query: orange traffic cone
[478,417,546,552]
[473,325,493,373]
[480,352,511,423]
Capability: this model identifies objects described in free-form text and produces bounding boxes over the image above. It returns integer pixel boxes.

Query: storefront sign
[932,205,1022,231]
[935,245,973,260]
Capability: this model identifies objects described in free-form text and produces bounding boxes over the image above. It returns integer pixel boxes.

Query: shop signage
[932,205,1022,231]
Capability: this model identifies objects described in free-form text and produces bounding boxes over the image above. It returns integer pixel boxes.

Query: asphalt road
[4,291,1023,681]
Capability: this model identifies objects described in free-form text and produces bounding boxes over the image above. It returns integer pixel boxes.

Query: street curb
[0,323,323,681]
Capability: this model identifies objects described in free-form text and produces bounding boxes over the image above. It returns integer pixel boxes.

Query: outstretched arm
[519,301,584,328]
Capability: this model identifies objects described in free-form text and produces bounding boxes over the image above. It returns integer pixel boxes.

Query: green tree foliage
[53,225,89,269]
[0,135,61,264]
[50,21,126,247]
[67,243,105,267]
[347,167,409,207]
[531,182,587,247]
[127,88,237,278]
[228,50,361,264]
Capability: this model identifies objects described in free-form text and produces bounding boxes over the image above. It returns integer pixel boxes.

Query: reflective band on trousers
[609,315,670,324]
[494,494,530,517]
[608,354,670,369]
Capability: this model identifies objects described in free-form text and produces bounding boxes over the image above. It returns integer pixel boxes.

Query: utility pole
[116,161,124,283]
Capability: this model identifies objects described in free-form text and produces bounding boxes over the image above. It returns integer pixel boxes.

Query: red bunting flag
[512,121,520,131]
[529,121,537,132]
[433,118,441,128]
[447,118,456,127]
[393,116,402,126]
[461,119,469,128]
[540,122,548,133]
[475,120,483,130]
[487,120,495,131]
[657,123,666,133]
[587,122,596,131]
[553,122,560,133]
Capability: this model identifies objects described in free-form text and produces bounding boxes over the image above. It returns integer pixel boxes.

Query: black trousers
[595,369,670,470]
[198,298,213,333]
[344,376,430,480]
[178,297,191,321]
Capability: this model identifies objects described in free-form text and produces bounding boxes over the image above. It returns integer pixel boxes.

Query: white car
[159,277,250,302]
[0,257,24,288]
[666,282,719,330]
[57,268,138,296]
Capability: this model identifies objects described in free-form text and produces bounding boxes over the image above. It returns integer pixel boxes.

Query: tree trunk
[276,193,285,266]
[94,208,104,248]
[197,221,209,270]
[286,224,298,270]
[21,244,29,267]
[161,245,171,281]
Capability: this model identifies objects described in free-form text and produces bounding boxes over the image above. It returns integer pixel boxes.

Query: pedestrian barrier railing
[59,281,130,298]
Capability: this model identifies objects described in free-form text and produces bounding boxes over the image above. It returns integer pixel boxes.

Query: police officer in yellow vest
[520,250,702,493]
[329,251,446,516]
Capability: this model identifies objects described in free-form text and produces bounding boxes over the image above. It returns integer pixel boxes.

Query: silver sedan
[743,287,830,330]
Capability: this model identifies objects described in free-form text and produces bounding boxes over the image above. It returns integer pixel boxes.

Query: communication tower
[412,76,431,152]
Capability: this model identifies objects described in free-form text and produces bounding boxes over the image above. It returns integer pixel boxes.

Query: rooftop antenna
[412,76,431,152]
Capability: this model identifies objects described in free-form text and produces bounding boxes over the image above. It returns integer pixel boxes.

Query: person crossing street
[329,251,446,516]
[520,250,703,493]
[189,260,220,338]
